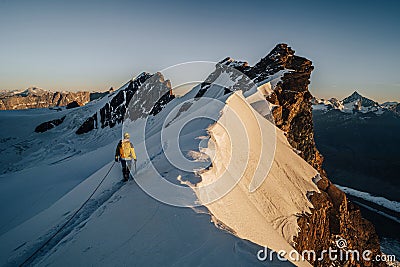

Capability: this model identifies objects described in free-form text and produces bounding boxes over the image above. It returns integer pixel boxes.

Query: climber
[115,133,137,181]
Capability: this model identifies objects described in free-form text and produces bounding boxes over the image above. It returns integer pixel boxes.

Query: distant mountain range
[0,87,113,110]
[312,91,399,116]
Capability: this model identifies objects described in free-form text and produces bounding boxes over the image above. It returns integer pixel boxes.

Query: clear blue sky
[0,0,399,102]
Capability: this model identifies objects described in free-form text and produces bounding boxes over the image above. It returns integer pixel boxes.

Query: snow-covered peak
[342,91,378,107]
[343,90,362,101]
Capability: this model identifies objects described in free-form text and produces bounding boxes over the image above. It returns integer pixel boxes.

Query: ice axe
[134,159,137,174]
[130,159,137,181]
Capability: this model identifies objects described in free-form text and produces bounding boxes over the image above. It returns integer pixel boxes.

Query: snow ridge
[336,185,400,213]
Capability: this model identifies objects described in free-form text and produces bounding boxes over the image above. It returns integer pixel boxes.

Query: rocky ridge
[225,44,385,266]
[0,88,91,110]
[0,87,114,110]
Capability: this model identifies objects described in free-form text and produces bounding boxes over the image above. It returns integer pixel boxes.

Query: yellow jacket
[115,139,137,160]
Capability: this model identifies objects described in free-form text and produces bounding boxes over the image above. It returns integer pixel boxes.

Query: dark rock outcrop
[394,103,400,115]
[76,114,97,135]
[66,101,83,109]
[0,88,90,110]
[76,72,173,135]
[35,116,66,133]
[149,90,175,116]
[89,88,113,101]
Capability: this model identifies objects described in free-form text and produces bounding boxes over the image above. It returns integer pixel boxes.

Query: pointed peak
[343,90,378,107]
[219,57,234,65]
[351,91,362,97]
[343,90,363,101]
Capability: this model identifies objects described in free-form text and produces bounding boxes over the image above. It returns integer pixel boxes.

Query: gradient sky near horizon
[0,0,399,102]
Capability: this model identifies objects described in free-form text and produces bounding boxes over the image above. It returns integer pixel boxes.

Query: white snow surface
[0,90,123,236]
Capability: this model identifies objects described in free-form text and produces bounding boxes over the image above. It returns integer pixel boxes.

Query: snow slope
[0,162,291,267]
[0,83,298,267]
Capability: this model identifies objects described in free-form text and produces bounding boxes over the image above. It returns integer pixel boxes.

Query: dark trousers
[120,159,132,181]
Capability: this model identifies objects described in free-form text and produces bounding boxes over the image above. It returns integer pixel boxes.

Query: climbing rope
[20,161,116,266]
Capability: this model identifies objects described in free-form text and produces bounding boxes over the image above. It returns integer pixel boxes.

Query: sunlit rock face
[0,88,90,110]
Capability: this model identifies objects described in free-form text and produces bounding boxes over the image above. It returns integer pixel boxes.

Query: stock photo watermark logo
[122,61,277,207]
[257,237,396,263]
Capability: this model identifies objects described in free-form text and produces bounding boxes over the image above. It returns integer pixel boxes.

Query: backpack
[119,141,133,158]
